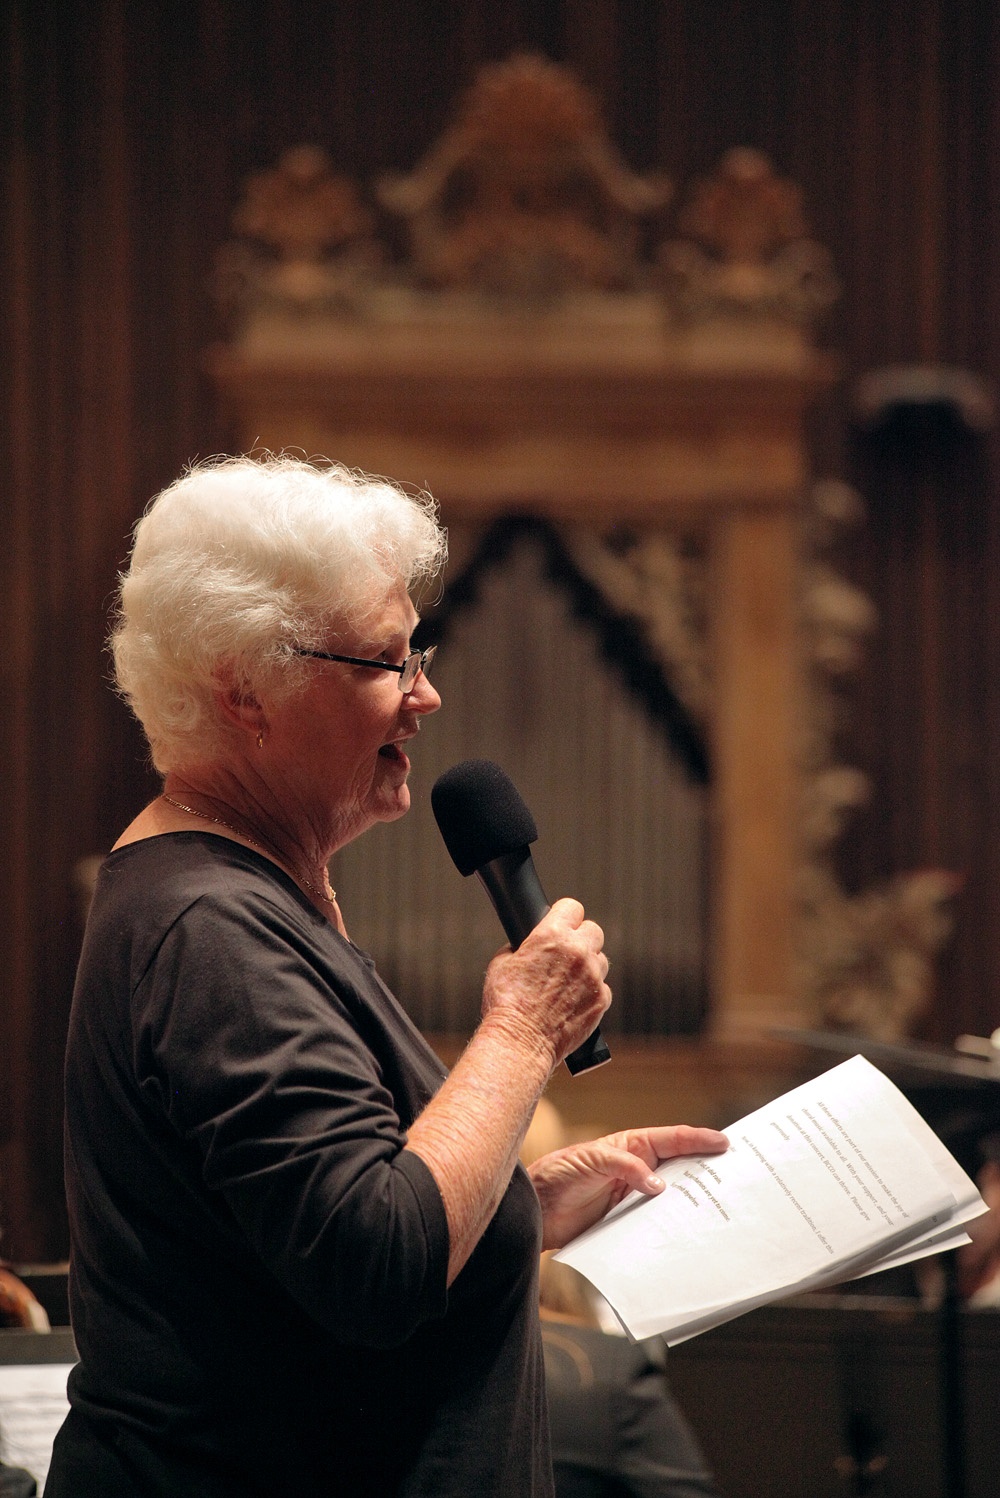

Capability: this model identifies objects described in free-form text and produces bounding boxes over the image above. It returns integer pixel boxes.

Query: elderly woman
[47,456,726,1498]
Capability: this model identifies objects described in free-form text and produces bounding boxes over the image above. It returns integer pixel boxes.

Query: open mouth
[378,740,409,765]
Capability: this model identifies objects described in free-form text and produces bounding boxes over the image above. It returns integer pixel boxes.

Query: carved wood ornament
[208,54,956,1054]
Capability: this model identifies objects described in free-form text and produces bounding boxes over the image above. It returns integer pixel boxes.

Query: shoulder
[78,833,365,1034]
[90,833,332,960]
[98,831,301,911]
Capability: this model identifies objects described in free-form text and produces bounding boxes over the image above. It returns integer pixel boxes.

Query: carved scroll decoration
[795,481,960,1039]
[377,53,671,300]
[660,147,840,327]
[214,145,380,321]
[213,59,839,338]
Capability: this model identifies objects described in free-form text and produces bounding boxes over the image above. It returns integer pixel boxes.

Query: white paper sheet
[0,1361,72,1492]
[556,1055,987,1344]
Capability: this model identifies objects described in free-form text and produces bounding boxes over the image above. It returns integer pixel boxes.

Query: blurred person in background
[525,1102,722,1497]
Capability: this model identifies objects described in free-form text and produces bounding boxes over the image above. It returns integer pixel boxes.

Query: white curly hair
[111,454,447,772]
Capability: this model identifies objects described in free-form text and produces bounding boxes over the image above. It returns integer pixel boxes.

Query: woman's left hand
[528,1125,728,1251]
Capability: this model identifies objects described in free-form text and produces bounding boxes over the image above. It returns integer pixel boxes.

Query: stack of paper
[555,1055,988,1345]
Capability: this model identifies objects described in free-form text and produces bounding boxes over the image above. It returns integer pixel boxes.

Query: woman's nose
[408,671,441,714]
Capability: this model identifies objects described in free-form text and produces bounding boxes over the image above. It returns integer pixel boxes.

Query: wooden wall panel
[4,0,1000,1258]
[2,0,145,1261]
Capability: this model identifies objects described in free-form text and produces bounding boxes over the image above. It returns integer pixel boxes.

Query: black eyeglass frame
[292,644,436,692]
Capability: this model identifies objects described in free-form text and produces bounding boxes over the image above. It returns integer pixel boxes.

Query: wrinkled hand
[481,898,611,1070]
[528,1125,729,1251]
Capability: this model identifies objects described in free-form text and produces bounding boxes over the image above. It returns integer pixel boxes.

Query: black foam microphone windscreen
[431,758,538,875]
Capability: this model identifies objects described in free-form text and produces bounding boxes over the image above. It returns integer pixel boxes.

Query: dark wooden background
[4,0,1000,1262]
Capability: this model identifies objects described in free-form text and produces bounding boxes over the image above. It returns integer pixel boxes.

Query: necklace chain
[160,794,337,905]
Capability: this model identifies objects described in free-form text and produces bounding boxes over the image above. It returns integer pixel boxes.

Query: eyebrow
[370,616,419,658]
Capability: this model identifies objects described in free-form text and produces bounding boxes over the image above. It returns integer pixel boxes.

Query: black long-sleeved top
[48,833,551,1497]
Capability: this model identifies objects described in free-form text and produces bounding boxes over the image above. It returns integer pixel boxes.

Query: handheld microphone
[431,759,611,1075]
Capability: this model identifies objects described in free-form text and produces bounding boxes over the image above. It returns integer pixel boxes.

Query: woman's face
[265,580,441,851]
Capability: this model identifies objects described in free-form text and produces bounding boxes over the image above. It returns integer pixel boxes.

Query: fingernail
[646,1174,665,1192]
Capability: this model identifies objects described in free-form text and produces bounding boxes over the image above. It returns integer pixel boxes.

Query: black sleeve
[129,891,450,1349]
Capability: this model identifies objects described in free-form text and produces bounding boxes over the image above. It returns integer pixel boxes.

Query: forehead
[340,580,418,647]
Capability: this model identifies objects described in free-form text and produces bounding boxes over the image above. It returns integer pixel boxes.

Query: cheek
[357,704,402,763]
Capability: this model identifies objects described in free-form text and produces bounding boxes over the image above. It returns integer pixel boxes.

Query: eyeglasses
[292,644,436,693]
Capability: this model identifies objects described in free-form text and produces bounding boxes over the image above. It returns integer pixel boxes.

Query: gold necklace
[160,794,337,906]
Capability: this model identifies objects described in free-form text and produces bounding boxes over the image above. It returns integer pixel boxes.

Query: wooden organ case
[207,56,849,1125]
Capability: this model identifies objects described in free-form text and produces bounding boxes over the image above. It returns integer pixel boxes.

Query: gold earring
[256,729,265,750]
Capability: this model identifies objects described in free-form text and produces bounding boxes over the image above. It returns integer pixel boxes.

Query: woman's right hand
[408,897,610,1282]
[480,897,611,1071]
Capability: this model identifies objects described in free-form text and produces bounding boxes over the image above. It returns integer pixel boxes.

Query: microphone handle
[476,851,611,1075]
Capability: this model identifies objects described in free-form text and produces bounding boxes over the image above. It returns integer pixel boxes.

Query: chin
[373,785,411,822]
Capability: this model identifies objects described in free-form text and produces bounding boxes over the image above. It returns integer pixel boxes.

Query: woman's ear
[212,673,267,743]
